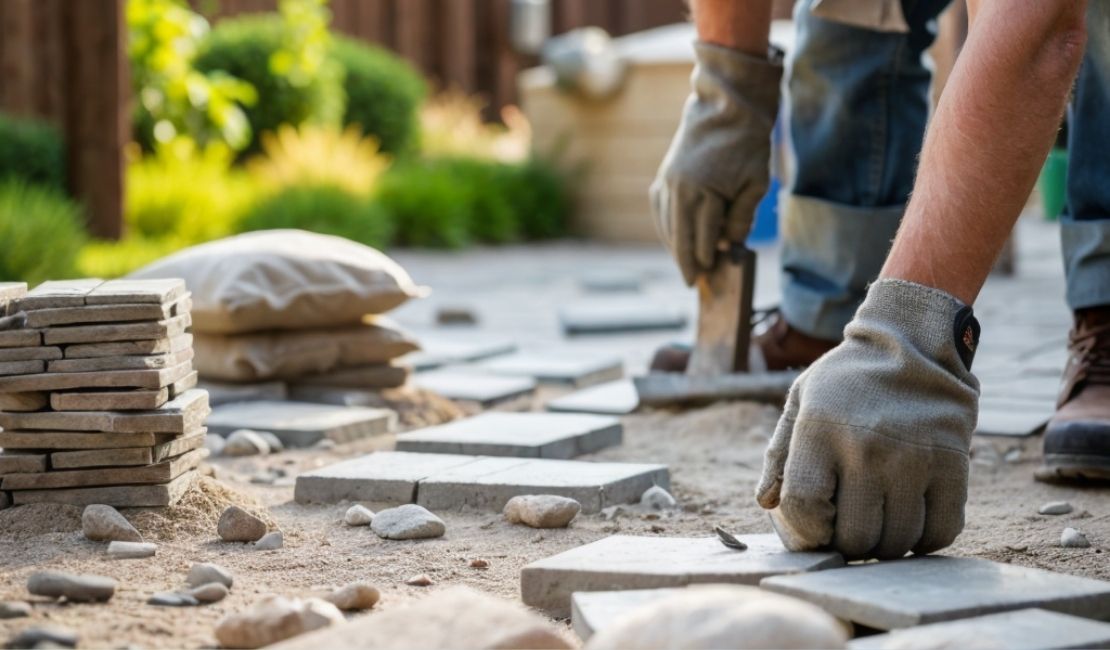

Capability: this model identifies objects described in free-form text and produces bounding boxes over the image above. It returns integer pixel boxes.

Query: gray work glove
[650,42,782,286]
[755,279,981,560]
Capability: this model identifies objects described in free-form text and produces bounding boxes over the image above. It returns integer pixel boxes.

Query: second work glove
[755,280,981,560]
[650,42,782,286]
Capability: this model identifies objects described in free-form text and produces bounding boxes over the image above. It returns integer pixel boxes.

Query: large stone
[0,360,193,392]
[52,431,205,469]
[5,626,78,649]
[371,504,445,540]
[24,295,190,328]
[558,300,687,335]
[12,470,196,507]
[17,279,102,310]
[218,505,268,542]
[1,447,205,490]
[503,495,581,528]
[546,379,640,416]
[107,541,157,559]
[582,585,847,649]
[47,348,193,374]
[82,504,143,542]
[0,453,47,475]
[478,352,624,388]
[206,401,396,447]
[267,587,571,650]
[186,562,233,589]
[215,596,344,649]
[395,412,622,459]
[0,389,208,434]
[761,555,1110,630]
[0,601,31,619]
[522,534,844,618]
[412,370,536,406]
[850,608,1110,650]
[27,571,116,603]
[325,582,380,611]
[63,333,192,359]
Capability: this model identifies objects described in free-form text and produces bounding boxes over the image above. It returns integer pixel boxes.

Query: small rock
[314,439,337,451]
[186,562,233,589]
[27,572,115,603]
[148,591,200,607]
[503,495,580,529]
[470,559,489,569]
[0,601,31,619]
[255,531,284,550]
[1039,500,1073,515]
[405,574,433,587]
[371,504,446,540]
[107,541,157,559]
[344,504,374,527]
[1004,448,1022,463]
[204,433,226,457]
[188,582,230,604]
[224,429,271,456]
[5,625,78,649]
[256,431,284,453]
[215,595,344,649]
[436,306,478,326]
[218,505,267,542]
[1061,527,1091,548]
[82,504,143,543]
[325,582,380,611]
[249,472,277,485]
[640,485,677,510]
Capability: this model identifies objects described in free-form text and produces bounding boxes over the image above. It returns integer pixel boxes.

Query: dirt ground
[1,395,1107,649]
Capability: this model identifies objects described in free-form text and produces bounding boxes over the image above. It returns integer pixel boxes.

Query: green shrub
[77,236,184,279]
[0,181,86,284]
[237,183,393,249]
[0,114,65,191]
[501,158,570,240]
[436,158,517,243]
[373,162,471,248]
[332,36,425,156]
[195,11,343,154]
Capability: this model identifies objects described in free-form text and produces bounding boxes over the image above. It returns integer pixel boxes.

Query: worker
[653,0,1104,560]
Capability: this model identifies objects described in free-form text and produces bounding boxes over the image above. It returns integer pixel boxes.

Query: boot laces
[1070,320,1110,384]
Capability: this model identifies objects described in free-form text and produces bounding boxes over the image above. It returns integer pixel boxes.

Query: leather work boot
[648,312,838,373]
[1039,306,1110,482]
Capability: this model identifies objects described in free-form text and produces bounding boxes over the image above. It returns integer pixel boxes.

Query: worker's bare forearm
[691,0,772,56]
[881,0,1087,305]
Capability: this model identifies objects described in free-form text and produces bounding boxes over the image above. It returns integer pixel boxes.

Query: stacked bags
[131,230,426,390]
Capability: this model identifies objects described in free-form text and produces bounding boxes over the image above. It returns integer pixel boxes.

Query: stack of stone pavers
[0,279,209,507]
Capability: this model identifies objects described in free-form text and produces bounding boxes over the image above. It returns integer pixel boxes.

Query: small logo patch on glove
[953,306,980,371]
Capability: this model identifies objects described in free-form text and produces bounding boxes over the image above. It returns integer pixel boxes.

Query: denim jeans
[781,0,1110,340]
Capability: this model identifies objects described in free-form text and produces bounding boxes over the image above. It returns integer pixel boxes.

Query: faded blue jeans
[781,0,1110,341]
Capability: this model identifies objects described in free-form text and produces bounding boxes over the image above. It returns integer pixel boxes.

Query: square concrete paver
[206,400,396,447]
[558,301,687,335]
[546,380,640,415]
[522,534,843,618]
[975,397,1054,437]
[849,608,1110,650]
[295,451,479,504]
[478,352,623,388]
[761,555,1110,630]
[395,412,622,459]
[413,370,536,406]
[404,336,517,371]
[572,589,679,641]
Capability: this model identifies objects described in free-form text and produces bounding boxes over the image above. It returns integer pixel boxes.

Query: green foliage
[331,36,425,156]
[0,181,86,284]
[373,161,471,248]
[237,183,394,249]
[0,114,65,191]
[128,0,257,151]
[77,236,185,279]
[194,1,343,154]
[500,158,571,240]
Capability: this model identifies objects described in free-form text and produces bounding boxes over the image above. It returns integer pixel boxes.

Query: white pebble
[1039,501,1073,515]
[344,505,375,527]
[255,531,284,550]
[107,541,157,559]
[223,430,271,457]
[640,485,677,510]
[1061,527,1090,548]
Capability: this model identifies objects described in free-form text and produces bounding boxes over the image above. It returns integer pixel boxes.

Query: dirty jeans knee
[781,0,950,340]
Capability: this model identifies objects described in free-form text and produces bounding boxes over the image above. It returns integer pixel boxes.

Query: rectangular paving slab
[522,534,844,618]
[572,589,679,641]
[2,447,206,490]
[0,282,27,308]
[64,334,193,359]
[295,451,481,504]
[0,389,208,434]
[395,412,622,459]
[0,453,48,475]
[12,470,196,507]
[43,313,191,345]
[84,278,186,305]
[975,397,1054,437]
[0,347,62,362]
[761,555,1110,630]
[199,379,288,406]
[558,301,688,335]
[0,329,42,348]
[16,279,103,310]
[0,360,193,392]
[849,608,1110,650]
[52,368,198,411]
[403,335,516,371]
[47,348,194,374]
[290,363,410,389]
[546,380,640,416]
[206,400,396,447]
[478,352,624,388]
[51,430,206,469]
[413,371,536,406]
[24,295,191,328]
[0,392,48,412]
[0,430,179,450]
[0,360,45,376]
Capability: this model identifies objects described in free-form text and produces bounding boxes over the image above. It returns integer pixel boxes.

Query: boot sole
[1036,454,1110,483]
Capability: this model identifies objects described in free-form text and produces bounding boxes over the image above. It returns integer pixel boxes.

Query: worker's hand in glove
[650,42,781,286]
[755,279,981,560]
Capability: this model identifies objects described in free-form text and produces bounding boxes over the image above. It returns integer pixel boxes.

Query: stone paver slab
[0,329,42,348]
[84,278,186,305]
[579,271,642,293]
[295,451,481,504]
[2,447,205,490]
[0,282,27,308]
[0,453,48,475]
[0,392,48,412]
[413,371,536,406]
[572,589,679,641]
[558,301,687,335]
[0,360,193,392]
[849,608,1110,650]
[395,412,622,459]
[199,380,288,406]
[47,348,194,374]
[417,456,669,514]
[51,388,169,412]
[478,352,624,388]
[546,379,640,415]
[16,279,102,310]
[51,430,205,469]
[0,360,45,376]
[0,347,62,362]
[761,555,1110,630]
[64,334,192,359]
[24,295,191,328]
[206,400,396,447]
[404,336,517,371]
[976,398,1053,437]
[0,430,177,450]
[290,363,409,389]
[12,470,196,507]
[43,313,191,345]
[0,389,208,434]
[522,534,843,618]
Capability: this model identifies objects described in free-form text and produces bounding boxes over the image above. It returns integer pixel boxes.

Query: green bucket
[1039,147,1068,221]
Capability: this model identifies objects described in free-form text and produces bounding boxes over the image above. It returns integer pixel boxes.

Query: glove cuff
[693,41,783,100]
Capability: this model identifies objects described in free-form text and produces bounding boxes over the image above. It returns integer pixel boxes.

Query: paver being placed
[0,389,208,434]
[51,430,206,469]
[417,456,669,514]
[521,534,843,618]
[43,313,191,345]
[413,370,536,406]
[558,301,687,335]
[572,589,679,641]
[395,412,622,459]
[546,379,639,416]
[295,451,480,504]
[64,334,193,359]
[761,555,1110,630]
[12,471,195,507]
[477,352,624,388]
[849,608,1110,650]
[205,400,396,447]
[1,447,205,490]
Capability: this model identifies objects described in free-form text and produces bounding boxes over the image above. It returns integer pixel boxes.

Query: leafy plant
[373,162,471,248]
[420,92,530,162]
[248,124,389,196]
[237,183,394,249]
[0,180,86,284]
[0,114,65,191]
[332,36,425,156]
[500,157,571,239]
